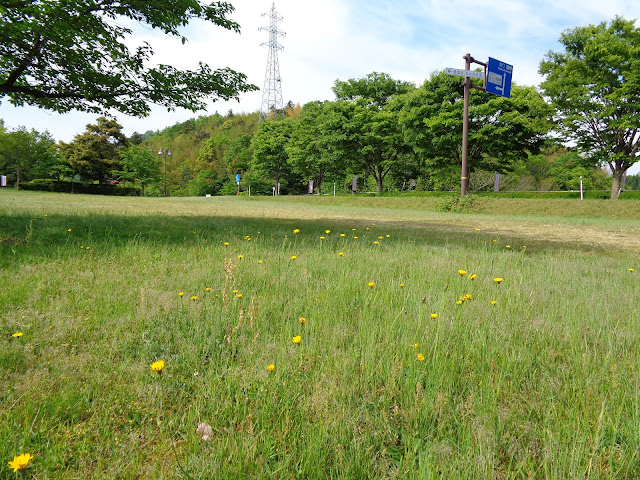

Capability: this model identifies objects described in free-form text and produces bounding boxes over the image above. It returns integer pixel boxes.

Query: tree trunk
[610,168,625,199]
[316,178,322,195]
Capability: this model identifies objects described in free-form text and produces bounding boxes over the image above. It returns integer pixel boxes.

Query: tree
[117,144,162,195]
[287,101,346,194]
[397,71,553,188]
[539,17,640,199]
[0,1,257,116]
[60,117,126,182]
[331,73,416,193]
[0,126,59,187]
[251,118,295,194]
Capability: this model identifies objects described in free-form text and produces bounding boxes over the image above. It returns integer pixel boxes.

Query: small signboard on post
[445,67,484,79]
[486,57,513,98]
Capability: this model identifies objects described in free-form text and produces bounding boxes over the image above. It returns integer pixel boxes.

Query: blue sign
[486,57,513,98]
[235,174,241,184]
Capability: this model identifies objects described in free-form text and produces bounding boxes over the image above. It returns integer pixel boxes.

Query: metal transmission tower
[259,3,285,121]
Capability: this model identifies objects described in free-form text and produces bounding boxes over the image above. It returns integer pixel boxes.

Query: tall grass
[1,191,639,479]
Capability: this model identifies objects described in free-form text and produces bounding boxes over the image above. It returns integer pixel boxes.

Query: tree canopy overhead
[539,16,640,199]
[0,0,258,116]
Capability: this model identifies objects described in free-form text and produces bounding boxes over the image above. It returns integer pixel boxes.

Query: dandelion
[468,273,477,280]
[352,228,356,231]
[629,268,635,272]
[386,234,390,238]
[178,292,184,297]
[266,364,275,373]
[506,245,511,249]
[378,236,383,240]
[430,313,438,319]
[367,281,375,288]
[340,233,345,237]
[490,300,497,305]
[475,228,480,232]
[522,245,527,249]
[8,453,33,472]
[232,289,238,293]
[11,332,23,338]
[458,270,467,276]
[223,242,229,246]
[464,294,473,300]
[325,230,331,234]
[492,239,497,243]
[293,228,300,234]
[236,293,243,299]
[373,241,379,245]
[353,236,359,239]
[292,335,302,344]
[338,252,344,256]
[366,227,370,230]
[411,343,419,349]
[299,317,306,325]
[456,300,463,305]
[237,254,244,259]
[493,277,504,284]
[417,353,425,361]
[258,259,264,264]
[399,283,404,288]
[190,295,198,301]
[291,255,297,260]
[205,287,211,292]
[150,360,165,373]
[320,236,325,240]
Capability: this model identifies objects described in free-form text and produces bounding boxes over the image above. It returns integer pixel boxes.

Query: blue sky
[1,0,639,171]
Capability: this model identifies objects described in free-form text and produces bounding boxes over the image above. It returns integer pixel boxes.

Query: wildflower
[458,270,467,276]
[299,317,306,325]
[293,228,300,234]
[505,245,511,249]
[292,335,302,344]
[417,353,425,361]
[190,295,198,301]
[340,233,345,237]
[475,228,480,232]
[367,281,375,288]
[8,453,33,472]
[150,360,165,373]
[493,277,504,284]
[629,268,635,273]
[492,239,497,243]
[386,234,390,238]
[430,313,438,319]
[325,230,331,234]
[11,332,24,338]
[456,300,463,305]
[353,236,359,239]
[373,241,379,245]
[320,236,325,240]
[258,259,264,264]
[223,242,229,246]
[411,343,419,349]
[178,292,184,297]
[266,364,275,373]
[338,252,344,256]
[236,293,243,299]
[378,236,383,240]
[399,283,404,288]
[522,245,527,249]
[237,254,243,259]
[67,228,72,232]
[205,287,211,292]
[464,294,473,300]
[352,228,356,231]
[232,289,238,293]
[490,300,497,305]
[366,227,370,230]
[468,273,477,280]
[291,255,297,260]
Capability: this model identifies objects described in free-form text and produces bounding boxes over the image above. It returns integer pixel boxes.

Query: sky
[2,0,640,171]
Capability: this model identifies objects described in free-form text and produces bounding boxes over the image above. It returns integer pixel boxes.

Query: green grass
[1,191,639,479]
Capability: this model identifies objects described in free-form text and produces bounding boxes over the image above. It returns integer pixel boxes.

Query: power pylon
[259,3,285,121]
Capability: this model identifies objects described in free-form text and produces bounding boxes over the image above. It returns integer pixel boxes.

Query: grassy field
[1,191,639,479]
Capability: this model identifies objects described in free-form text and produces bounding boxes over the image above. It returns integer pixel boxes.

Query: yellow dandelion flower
[293,228,300,234]
[399,283,404,288]
[490,300,497,305]
[458,270,467,276]
[8,453,33,472]
[430,313,438,319]
[237,254,244,259]
[493,277,504,284]
[291,255,297,260]
[492,239,497,243]
[366,227,370,230]
[299,317,306,325]
[456,300,463,305]
[236,293,243,299]
[468,273,477,280]
[411,343,419,349]
[178,292,184,297]
[629,268,635,272]
[67,228,72,232]
[378,236,383,240]
[150,360,165,373]
[11,332,23,338]
[223,242,229,246]
[232,289,238,293]
[386,234,390,238]
[205,287,211,292]
[354,236,359,239]
[190,295,198,301]
[506,245,511,249]
[373,241,379,245]
[352,228,356,231]
[258,259,264,264]
[522,245,527,249]
[340,233,345,237]
[292,335,302,344]
[266,364,275,372]
[417,353,425,361]
[367,281,375,288]
[320,236,325,240]
[464,294,473,300]
[475,228,480,231]
[325,229,331,234]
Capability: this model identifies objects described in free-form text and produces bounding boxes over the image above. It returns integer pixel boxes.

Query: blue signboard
[486,57,513,98]
[235,174,241,184]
